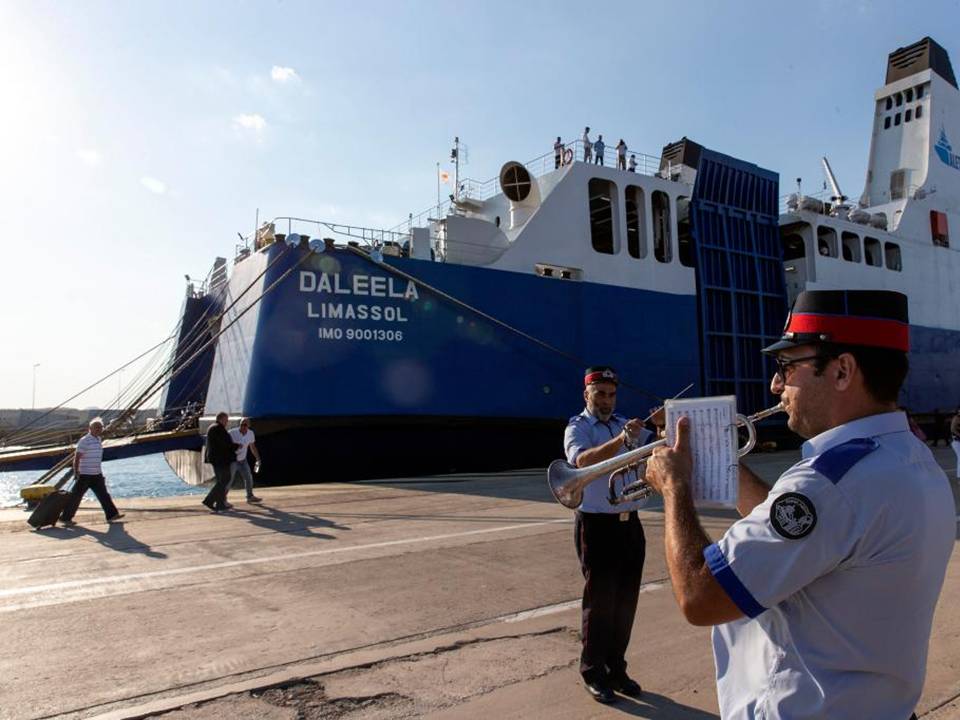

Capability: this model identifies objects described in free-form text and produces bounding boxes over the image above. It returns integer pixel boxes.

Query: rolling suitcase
[27,490,72,529]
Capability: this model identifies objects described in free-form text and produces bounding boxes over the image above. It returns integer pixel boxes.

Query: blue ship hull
[167,145,960,484]
[200,245,705,481]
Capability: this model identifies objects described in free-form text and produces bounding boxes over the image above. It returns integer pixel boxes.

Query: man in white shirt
[228,417,262,503]
[61,417,124,525]
[582,126,592,163]
[644,290,953,719]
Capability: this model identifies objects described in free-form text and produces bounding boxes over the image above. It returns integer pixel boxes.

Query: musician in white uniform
[644,290,954,719]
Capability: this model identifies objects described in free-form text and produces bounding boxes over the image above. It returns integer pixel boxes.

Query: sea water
[0,454,206,508]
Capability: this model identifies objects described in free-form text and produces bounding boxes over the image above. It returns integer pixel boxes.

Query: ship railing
[391,140,664,232]
[779,185,924,215]
[392,200,455,235]
[269,216,411,249]
[558,140,663,176]
[779,189,830,215]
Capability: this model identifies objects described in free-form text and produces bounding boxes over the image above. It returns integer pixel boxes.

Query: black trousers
[61,473,119,522]
[203,463,233,510]
[575,510,646,683]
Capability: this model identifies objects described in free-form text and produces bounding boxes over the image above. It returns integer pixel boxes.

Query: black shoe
[107,512,125,522]
[202,500,218,512]
[583,680,616,704]
[610,675,643,698]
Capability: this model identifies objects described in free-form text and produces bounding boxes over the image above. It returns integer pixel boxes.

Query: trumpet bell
[547,459,583,509]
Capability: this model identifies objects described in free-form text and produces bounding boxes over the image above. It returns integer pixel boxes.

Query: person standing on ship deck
[616,139,627,170]
[564,366,651,704]
[228,417,262,503]
[554,136,564,169]
[628,154,637,172]
[582,127,593,163]
[594,135,605,165]
[643,289,954,720]
[60,417,124,526]
[203,412,239,513]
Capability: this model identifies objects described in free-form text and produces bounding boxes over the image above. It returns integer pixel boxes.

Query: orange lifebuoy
[563,148,574,165]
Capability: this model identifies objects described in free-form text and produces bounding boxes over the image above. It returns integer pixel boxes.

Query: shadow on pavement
[616,691,719,718]
[224,503,349,539]
[43,520,168,558]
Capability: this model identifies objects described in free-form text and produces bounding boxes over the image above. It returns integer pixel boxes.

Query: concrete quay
[0,447,958,720]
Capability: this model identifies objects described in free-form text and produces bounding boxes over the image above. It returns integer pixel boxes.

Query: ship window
[864,237,882,267]
[588,178,617,254]
[895,92,903,106]
[677,196,694,267]
[501,164,532,202]
[841,231,861,263]
[625,185,647,258]
[816,226,837,258]
[905,109,912,122]
[652,190,672,263]
[894,113,901,126]
[916,105,923,119]
[905,88,913,102]
[916,85,924,99]
[884,242,902,271]
[931,210,949,248]
[884,117,891,129]
[782,233,805,261]
[885,97,892,110]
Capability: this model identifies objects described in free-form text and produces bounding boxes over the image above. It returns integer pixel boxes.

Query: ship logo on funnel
[935,127,960,170]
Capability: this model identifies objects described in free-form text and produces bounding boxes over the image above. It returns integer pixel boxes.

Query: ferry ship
[162,37,960,484]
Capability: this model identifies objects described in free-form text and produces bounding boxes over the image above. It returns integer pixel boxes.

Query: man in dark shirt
[202,412,239,512]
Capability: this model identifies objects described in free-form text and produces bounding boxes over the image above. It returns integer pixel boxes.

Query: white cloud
[76,148,102,167]
[233,113,267,133]
[140,176,167,194]
[270,66,300,84]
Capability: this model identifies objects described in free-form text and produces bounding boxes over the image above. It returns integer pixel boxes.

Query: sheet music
[664,396,738,508]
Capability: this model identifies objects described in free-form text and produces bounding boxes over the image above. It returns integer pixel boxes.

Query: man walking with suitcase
[60,418,124,526]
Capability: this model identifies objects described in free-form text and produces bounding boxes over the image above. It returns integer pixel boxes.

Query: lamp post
[32,363,40,410]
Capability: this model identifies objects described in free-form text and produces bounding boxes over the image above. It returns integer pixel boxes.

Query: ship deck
[1,447,958,720]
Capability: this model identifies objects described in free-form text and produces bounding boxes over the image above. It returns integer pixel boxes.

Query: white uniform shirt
[706,411,954,719]
[564,410,653,513]
[229,427,256,462]
[75,433,104,475]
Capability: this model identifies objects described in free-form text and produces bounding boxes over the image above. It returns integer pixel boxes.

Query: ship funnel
[499,161,541,229]
[860,37,960,213]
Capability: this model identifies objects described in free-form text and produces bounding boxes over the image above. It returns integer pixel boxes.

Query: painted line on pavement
[0,518,570,602]
[501,582,666,624]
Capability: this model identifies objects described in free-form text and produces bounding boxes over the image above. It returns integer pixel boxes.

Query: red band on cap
[584,371,617,386]
[787,313,909,351]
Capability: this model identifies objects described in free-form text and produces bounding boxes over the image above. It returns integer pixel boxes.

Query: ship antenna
[450,137,460,202]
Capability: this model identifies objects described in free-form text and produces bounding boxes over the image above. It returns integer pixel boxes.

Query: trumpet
[547,403,784,509]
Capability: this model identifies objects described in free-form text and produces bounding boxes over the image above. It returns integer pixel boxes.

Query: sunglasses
[774,354,827,379]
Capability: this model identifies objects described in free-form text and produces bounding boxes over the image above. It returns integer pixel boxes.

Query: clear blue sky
[1,0,956,409]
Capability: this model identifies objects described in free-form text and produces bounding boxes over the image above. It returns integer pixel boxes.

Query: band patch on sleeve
[770,492,817,539]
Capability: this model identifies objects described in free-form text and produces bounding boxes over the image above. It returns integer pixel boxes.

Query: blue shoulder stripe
[704,543,766,619]
[810,437,879,485]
